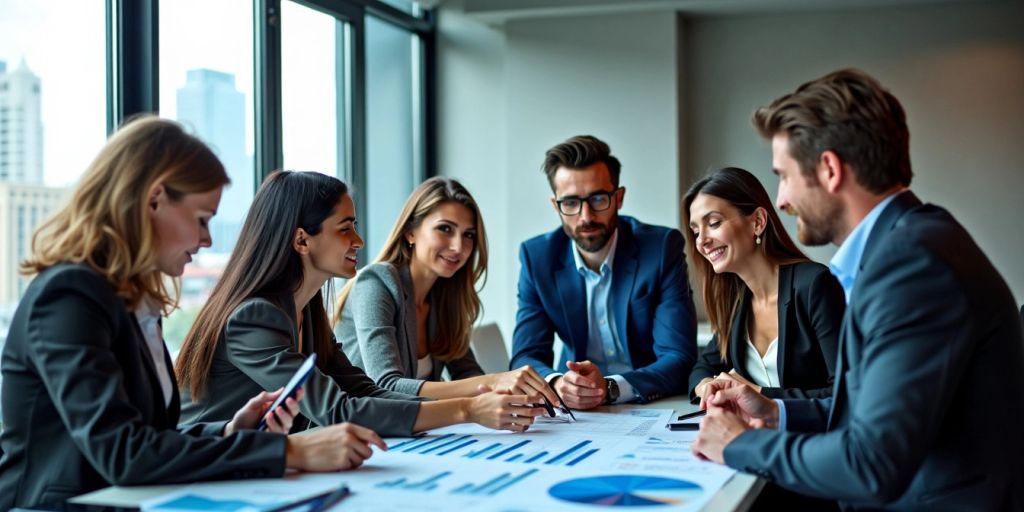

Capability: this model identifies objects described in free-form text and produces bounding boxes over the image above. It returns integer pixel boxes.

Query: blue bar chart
[386,434,600,467]
[376,471,453,492]
[451,469,539,496]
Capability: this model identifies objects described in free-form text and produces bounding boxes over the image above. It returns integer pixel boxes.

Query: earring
[407,240,415,249]
[755,235,762,245]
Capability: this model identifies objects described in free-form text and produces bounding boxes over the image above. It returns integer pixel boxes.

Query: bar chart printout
[388,434,600,467]
[373,469,540,497]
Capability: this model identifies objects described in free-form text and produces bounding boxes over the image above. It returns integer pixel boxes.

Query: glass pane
[159,0,255,352]
[281,1,347,179]
[365,15,422,257]
[379,0,425,17]
[0,0,106,423]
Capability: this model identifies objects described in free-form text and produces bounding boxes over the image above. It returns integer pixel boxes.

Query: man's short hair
[753,68,913,193]
[542,135,622,191]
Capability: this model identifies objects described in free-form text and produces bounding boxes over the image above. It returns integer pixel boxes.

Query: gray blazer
[180,295,422,437]
[336,262,484,396]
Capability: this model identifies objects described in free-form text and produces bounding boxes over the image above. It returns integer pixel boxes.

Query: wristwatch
[603,377,620,405]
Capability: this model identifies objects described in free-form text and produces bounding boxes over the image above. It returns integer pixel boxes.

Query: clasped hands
[690,377,779,465]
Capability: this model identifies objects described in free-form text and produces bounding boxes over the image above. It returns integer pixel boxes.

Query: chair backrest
[470,322,510,374]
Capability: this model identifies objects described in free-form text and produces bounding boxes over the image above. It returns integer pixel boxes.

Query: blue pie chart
[548,475,704,507]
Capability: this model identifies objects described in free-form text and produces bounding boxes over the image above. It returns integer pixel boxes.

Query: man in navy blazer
[510,135,697,409]
[693,69,1024,509]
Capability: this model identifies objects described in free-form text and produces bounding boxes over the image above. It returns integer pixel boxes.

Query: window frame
[106,0,437,222]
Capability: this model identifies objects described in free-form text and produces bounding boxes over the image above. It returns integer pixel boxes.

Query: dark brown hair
[542,135,621,191]
[176,171,348,400]
[683,167,808,359]
[753,68,912,193]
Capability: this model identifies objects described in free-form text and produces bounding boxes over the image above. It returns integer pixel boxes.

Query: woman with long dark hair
[683,167,845,404]
[0,117,381,510]
[177,171,545,436]
[335,177,559,404]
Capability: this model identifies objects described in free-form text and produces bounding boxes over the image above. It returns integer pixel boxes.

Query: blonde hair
[335,177,487,361]
[21,115,229,311]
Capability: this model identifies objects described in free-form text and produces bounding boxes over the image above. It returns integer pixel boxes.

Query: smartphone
[666,422,700,431]
[256,353,317,431]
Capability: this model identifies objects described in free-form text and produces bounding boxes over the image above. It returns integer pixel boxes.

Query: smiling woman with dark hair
[177,171,547,437]
[683,167,845,405]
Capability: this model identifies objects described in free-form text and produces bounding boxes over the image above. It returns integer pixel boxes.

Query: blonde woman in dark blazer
[177,172,546,437]
[335,177,560,405]
[0,117,379,510]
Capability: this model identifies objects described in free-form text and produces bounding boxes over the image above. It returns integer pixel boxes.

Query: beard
[565,214,618,253]
[789,197,842,246]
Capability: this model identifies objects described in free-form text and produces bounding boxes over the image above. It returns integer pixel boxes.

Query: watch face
[605,378,619,402]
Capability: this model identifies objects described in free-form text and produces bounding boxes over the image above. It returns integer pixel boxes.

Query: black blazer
[0,264,286,509]
[725,192,1024,510]
[688,262,845,403]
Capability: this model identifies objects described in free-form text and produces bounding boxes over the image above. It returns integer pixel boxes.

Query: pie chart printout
[548,475,704,507]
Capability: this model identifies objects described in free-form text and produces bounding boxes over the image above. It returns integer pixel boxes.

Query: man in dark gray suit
[692,69,1024,510]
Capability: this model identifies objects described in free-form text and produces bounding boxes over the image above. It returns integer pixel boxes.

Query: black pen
[548,382,576,421]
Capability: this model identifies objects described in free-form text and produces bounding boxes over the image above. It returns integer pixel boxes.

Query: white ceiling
[454,0,1000,24]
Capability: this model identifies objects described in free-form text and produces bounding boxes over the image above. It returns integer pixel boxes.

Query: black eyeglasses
[555,188,620,216]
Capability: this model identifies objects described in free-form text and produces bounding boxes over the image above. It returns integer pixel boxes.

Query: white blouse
[416,354,434,379]
[133,298,174,408]
[743,336,780,389]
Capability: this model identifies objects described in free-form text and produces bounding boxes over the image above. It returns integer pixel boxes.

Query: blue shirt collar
[573,228,618,276]
[829,191,904,302]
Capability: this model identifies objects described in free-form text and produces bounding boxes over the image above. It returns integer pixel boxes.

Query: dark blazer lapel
[827,192,919,429]
[555,240,588,360]
[729,290,752,376]
[399,265,419,372]
[164,343,181,425]
[857,191,921,280]
[127,312,171,426]
[611,222,638,354]
[776,265,795,386]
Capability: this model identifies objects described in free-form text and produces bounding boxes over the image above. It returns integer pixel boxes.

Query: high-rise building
[0,60,44,184]
[176,68,252,254]
[0,183,66,305]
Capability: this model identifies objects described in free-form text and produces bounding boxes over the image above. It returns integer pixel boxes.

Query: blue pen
[306,483,350,512]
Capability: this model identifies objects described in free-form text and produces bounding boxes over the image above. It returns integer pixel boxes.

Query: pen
[307,484,350,512]
[548,383,576,421]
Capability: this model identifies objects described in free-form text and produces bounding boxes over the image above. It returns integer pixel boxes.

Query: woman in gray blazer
[335,177,559,405]
[0,118,378,510]
[177,172,547,437]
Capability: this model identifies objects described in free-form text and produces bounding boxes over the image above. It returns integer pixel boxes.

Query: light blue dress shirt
[827,192,903,303]
[562,229,636,403]
[776,191,904,430]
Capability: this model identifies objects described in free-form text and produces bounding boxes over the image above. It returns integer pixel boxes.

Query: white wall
[439,0,1024,345]
[439,7,683,343]
[683,0,1024,302]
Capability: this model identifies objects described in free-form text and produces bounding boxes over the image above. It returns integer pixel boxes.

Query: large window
[365,14,425,256]
[0,1,106,422]
[159,0,257,352]
[0,0,435,426]
[281,1,349,178]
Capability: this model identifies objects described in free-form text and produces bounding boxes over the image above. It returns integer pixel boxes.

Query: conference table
[71,396,764,511]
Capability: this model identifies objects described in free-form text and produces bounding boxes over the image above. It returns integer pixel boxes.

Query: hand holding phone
[257,353,317,431]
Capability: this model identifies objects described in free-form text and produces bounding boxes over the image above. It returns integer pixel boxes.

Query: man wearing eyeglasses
[510,135,697,410]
